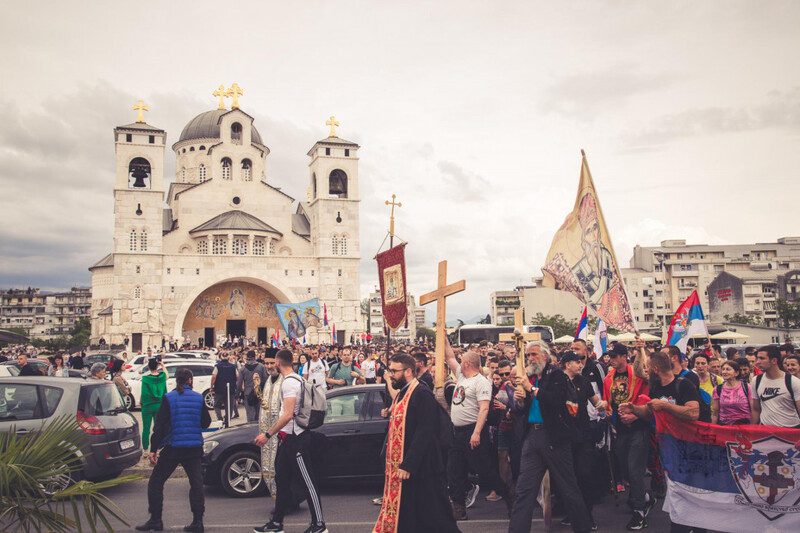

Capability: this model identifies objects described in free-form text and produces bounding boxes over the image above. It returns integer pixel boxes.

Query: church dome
[178,110,263,145]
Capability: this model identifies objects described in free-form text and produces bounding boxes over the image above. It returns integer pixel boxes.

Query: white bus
[453,324,554,345]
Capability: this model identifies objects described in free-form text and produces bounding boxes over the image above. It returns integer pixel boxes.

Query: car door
[317,389,370,479]
[0,382,49,435]
[360,389,391,478]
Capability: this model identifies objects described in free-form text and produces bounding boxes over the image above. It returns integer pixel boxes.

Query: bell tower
[307,116,361,337]
[112,101,166,255]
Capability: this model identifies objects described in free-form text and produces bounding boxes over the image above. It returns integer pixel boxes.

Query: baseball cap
[560,351,582,364]
[609,344,629,358]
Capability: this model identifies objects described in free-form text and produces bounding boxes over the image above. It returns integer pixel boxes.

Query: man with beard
[508,341,593,533]
[373,353,460,533]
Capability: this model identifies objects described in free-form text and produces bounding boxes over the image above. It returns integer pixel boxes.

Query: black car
[202,383,390,497]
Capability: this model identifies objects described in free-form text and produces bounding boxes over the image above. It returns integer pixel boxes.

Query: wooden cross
[326,115,340,137]
[419,260,466,388]
[498,308,541,381]
[133,100,149,123]
[212,85,227,110]
[385,194,402,237]
[226,83,244,109]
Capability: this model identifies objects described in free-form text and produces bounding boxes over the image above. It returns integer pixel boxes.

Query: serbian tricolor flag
[271,331,280,348]
[666,289,708,353]
[331,323,336,343]
[575,306,589,340]
[323,303,329,327]
[593,319,607,357]
[656,412,800,531]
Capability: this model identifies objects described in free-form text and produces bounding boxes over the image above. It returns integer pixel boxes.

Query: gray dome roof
[178,110,263,145]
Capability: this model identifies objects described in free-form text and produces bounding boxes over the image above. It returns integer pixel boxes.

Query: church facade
[90,92,361,351]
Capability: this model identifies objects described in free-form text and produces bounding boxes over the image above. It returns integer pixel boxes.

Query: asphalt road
[97,477,673,532]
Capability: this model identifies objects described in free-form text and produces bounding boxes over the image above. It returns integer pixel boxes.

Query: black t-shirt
[19,363,41,376]
[581,358,605,395]
[649,376,704,421]
[418,371,434,390]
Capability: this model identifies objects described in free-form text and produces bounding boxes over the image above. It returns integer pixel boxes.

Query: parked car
[0,375,141,482]
[84,352,125,369]
[0,359,85,378]
[201,384,390,497]
[128,359,216,410]
[121,353,183,380]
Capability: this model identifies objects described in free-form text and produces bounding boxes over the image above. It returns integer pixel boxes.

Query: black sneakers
[253,521,283,533]
[625,512,647,530]
[560,516,598,530]
[134,517,163,531]
[302,523,328,533]
[643,496,658,517]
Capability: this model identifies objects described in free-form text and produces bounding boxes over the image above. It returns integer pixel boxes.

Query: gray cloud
[627,87,800,145]
[540,64,676,118]
[437,160,490,202]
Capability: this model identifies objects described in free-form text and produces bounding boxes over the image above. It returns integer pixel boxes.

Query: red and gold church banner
[376,243,408,331]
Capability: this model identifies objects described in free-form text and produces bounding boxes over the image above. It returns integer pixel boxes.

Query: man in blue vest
[136,368,211,532]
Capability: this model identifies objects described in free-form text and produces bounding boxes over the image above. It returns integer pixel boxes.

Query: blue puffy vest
[165,387,204,448]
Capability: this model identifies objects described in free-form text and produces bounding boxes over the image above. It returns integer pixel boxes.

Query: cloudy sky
[1,1,798,323]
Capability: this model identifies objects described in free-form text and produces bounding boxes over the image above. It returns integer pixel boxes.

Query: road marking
[185,518,534,527]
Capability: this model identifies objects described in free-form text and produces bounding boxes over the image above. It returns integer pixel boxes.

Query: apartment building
[626,237,800,330]
[0,287,91,339]
[367,291,418,341]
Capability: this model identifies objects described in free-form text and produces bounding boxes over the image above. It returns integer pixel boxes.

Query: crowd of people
[4,336,800,533]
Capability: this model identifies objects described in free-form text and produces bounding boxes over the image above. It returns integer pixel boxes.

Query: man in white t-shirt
[303,349,329,387]
[443,339,511,520]
[752,345,800,428]
[361,355,377,384]
[253,349,326,533]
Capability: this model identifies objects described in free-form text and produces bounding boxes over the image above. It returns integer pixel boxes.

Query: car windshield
[80,383,125,415]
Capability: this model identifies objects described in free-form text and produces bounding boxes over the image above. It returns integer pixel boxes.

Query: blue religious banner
[274,298,322,340]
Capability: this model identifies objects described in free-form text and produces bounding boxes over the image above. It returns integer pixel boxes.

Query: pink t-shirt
[712,382,750,424]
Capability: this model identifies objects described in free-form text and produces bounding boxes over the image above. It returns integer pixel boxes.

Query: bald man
[444,339,511,520]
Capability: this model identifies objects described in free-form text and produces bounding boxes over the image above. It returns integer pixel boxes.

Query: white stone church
[90,90,361,351]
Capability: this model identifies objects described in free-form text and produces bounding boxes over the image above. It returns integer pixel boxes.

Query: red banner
[376,243,408,330]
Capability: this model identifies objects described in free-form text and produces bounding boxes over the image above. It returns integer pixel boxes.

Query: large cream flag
[541,152,636,331]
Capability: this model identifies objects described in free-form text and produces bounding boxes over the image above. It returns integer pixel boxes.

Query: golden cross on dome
[326,115,340,137]
[133,100,149,123]
[226,83,244,109]
[212,85,227,110]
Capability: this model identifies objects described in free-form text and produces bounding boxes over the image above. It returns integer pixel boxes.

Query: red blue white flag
[656,412,800,531]
[666,289,708,353]
[575,306,589,340]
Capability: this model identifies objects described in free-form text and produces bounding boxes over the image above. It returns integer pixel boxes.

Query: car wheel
[220,450,264,497]
[203,389,215,410]
[124,393,135,410]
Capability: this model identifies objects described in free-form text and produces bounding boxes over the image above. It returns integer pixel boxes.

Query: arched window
[241,159,252,181]
[221,158,232,180]
[253,238,265,256]
[331,235,339,255]
[329,169,348,198]
[199,145,206,150]
[189,146,195,152]
[133,286,141,299]
[212,236,227,255]
[231,122,242,145]
[340,235,347,256]
[128,157,151,189]
[232,236,248,255]
[129,229,138,251]
[197,240,208,254]
[140,229,148,251]
[199,164,207,182]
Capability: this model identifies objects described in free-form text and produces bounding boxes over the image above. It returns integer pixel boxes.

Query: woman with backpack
[711,360,750,425]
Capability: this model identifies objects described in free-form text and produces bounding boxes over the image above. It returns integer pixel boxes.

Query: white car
[127,359,217,410]
[121,353,184,381]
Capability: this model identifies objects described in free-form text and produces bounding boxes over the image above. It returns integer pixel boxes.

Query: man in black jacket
[508,342,593,533]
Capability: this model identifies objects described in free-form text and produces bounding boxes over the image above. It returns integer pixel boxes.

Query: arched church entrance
[181,280,283,347]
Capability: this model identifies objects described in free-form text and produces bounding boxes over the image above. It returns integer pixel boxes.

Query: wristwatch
[263,431,271,440]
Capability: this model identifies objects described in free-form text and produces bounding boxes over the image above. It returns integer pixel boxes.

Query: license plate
[120,439,135,451]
